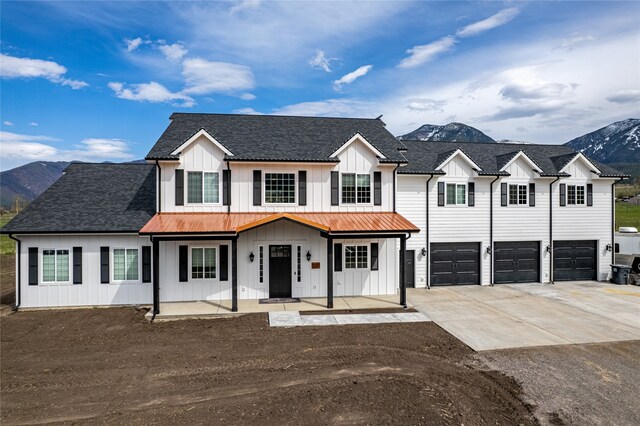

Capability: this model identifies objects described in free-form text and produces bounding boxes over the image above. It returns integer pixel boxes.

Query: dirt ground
[0,256,538,425]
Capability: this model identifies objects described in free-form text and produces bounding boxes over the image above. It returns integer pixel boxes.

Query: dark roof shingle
[1,163,156,234]
[146,113,407,163]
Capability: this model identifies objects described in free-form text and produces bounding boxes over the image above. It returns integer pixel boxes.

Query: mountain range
[1,119,638,210]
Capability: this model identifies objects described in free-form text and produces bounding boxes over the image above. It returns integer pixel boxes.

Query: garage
[494,241,540,284]
[430,242,480,286]
[553,240,597,281]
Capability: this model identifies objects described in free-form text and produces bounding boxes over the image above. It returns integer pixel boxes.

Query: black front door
[404,250,415,288]
[269,245,292,298]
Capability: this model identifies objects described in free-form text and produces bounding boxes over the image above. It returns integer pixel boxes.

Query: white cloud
[0,54,88,89]
[181,58,255,95]
[232,107,263,115]
[0,131,134,170]
[158,42,188,62]
[456,8,519,37]
[125,37,144,52]
[406,98,446,112]
[333,65,372,91]
[29,122,39,126]
[3,121,13,126]
[108,81,195,107]
[606,89,640,104]
[273,98,374,117]
[555,34,595,51]
[398,36,456,68]
[239,93,256,100]
[229,0,262,15]
[309,50,335,72]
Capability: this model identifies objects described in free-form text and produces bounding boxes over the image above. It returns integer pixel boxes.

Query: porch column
[399,234,407,308]
[232,237,238,312]
[152,238,160,315]
[327,235,333,309]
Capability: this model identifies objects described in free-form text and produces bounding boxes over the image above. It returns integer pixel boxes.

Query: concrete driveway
[408,281,640,351]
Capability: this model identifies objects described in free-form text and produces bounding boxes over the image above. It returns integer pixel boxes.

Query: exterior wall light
[546,245,552,253]
[306,250,312,261]
[605,243,613,252]
[486,246,492,254]
[420,247,427,257]
[249,251,255,262]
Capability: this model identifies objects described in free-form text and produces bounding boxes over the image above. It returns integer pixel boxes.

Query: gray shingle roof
[1,164,156,234]
[398,140,628,178]
[146,113,407,163]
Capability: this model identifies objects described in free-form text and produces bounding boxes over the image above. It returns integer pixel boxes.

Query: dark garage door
[494,242,540,284]
[430,242,480,286]
[553,240,597,281]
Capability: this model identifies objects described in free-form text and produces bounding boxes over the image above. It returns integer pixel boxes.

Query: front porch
[146,294,405,320]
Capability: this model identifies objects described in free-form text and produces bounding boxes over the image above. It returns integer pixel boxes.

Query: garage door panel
[494,241,540,284]
[553,240,596,281]
[430,243,480,286]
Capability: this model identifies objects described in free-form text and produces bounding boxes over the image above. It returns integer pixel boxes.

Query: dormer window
[342,173,371,204]
[187,172,220,204]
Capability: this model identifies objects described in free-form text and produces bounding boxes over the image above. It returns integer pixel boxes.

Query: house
[1,113,627,312]
[396,140,627,288]
[2,114,419,312]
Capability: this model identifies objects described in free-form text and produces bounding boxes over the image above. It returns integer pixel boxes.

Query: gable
[441,154,476,178]
[170,128,233,157]
[179,134,227,169]
[503,153,541,179]
[559,153,601,176]
[330,133,386,160]
[435,149,482,172]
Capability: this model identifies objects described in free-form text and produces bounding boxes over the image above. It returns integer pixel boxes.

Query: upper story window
[342,173,371,204]
[42,249,69,283]
[567,185,585,205]
[187,171,219,204]
[265,173,296,204]
[192,247,216,279]
[446,183,466,205]
[509,184,527,205]
[113,248,139,281]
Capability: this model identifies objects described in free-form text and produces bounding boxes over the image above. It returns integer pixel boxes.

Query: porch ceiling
[139,212,419,235]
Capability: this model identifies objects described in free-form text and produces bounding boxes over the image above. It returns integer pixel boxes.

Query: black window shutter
[560,183,566,206]
[373,171,382,206]
[253,170,262,206]
[179,245,188,282]
[370,243,379,271]
[501,183,507,206]
[28,247,38,286]
[331,171,339,206]
[587,183,593,206]
[468,182,475,207]
[437,182,445,206]
[220,245,229,281]
[175,169,184,206]
[529,183,536,207]
[73,247,82,284]
[100,246,109,284]
[142,246,152,283]
[298,171,307,206]
[223,169,231,206]
[334,243,343,271]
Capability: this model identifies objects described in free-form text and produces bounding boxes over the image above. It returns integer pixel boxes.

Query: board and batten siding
[17,234,152,308]
[158,220,398,302]
[552,158,615,281]
[395,175,428,286]
[160,135,395,213]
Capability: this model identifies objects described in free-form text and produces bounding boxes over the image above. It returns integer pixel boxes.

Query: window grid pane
[446,184,456,205]
[204,248,216,279]
[357,246,368,269]
[509,185,518,205]
[568,186,576,205]
[342,174,356,203]
[356,174,371,203]
[518,185,527,205]
[114,249,126,281]
[265,173,295,203]
[345,246,356,269]
[56,250,69,281]
[126,249,138,281]
[576,186,585,204]
[187,172,203,203]
[203,173,219,203]
[43,250,56,282]
[456,185,466,205]
[259,246,264,283]
[297,246,301,282]
[192,248,203,279]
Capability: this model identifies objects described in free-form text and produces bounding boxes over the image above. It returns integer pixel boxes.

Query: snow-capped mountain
[398,122,494,143]
[564,118,640,164]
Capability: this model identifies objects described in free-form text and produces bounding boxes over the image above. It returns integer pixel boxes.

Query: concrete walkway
[269,311,430,327]
[408,281,640,351]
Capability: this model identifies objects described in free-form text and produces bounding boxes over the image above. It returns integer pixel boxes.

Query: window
[265,173,295,203]
[342,173,371,204]
[42,249,69,282]
[446,183,466,205]
[192,247,217,279]
[113,249,139,281]
[345,245,368,269]
[509,184,527,205]
[187,171,220,204]
[567,185,585,205]
[259,246,264,283]
[297,246,301,282]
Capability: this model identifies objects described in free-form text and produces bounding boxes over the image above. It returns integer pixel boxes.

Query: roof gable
[435,148,482,171]
[330,133,386,159]
[170,128,233,156]
[499,151,542,173]
[559,152,601,175]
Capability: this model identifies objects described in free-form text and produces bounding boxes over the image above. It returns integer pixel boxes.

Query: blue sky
[1,0,639,170]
